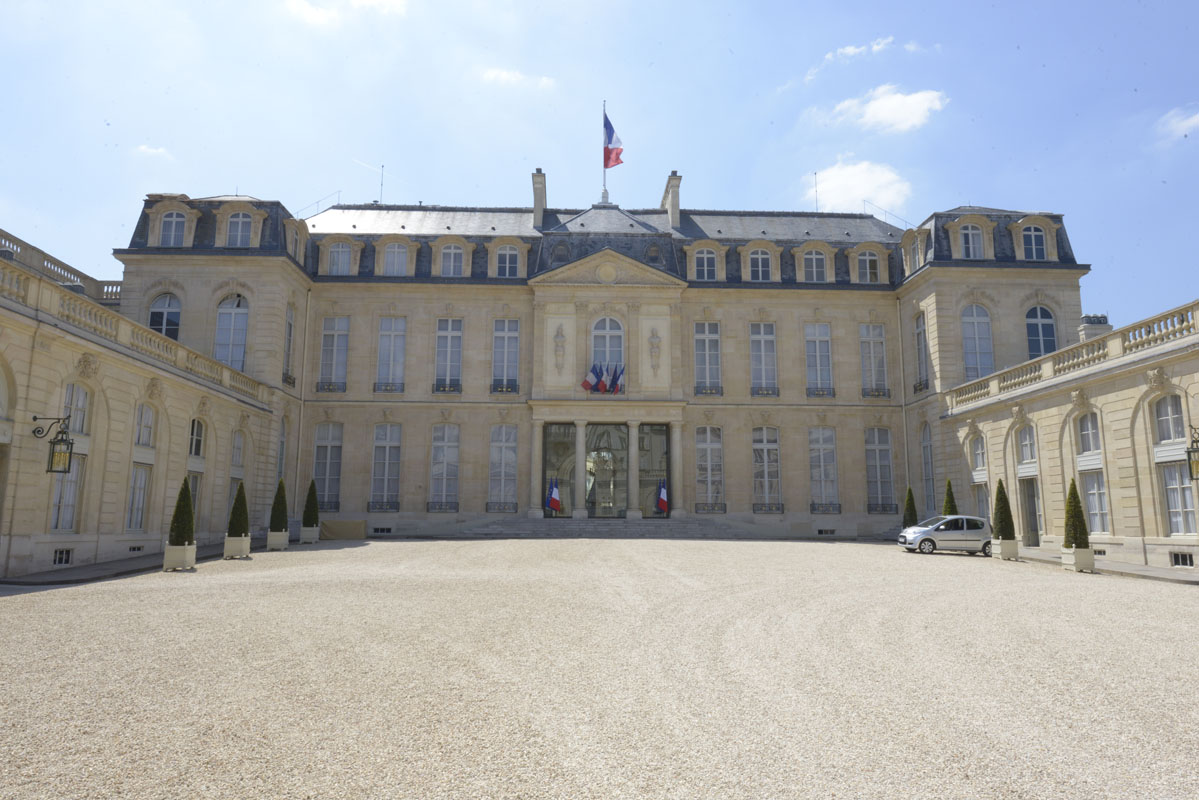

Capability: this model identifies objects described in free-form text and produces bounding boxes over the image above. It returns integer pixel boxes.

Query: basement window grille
[53,548,73,566]
[373,527,392,535]
[1171,552,1194,568]
[128,545,144,553]
[817,529,835,536]
[1092,549,1106,557]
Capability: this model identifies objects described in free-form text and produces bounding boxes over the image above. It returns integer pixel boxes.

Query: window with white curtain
[488,424,518,507]
[214,295,249,371]
[961,304,994,381]
[314,422,343,509]
[695,427,724,506]
[371,424,402,510]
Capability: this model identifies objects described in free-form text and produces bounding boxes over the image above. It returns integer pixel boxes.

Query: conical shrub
[270,480,288,532]
[903,487,918,527]
[303,479,320,528]
[168,478,195,546]
[228,482,249,537]
[1063,477,1090,549]
[993,479,1015,540]
[942,479,959,515]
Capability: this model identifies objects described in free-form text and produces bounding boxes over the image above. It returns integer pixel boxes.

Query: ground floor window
[1019,477,1042,546]
[314,422,342,511]
[371,424,402,511]
[126,464,150,531]
[695,426,723,507]
[1162,463,1196,535]
[488,424,517,510]
[50,456,85,531]
[973,482,989,523]
[430,424,459,509]
[752,427,781,509]
[1080,470,1108,534]
[865,428,894,510]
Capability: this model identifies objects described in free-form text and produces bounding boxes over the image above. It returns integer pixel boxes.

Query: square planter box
[163,544,196,571]
[299,526,320,545]
[223,535,251,559]
[1062,546,1094,572]
[266,530,289,551]
[992,538,1019,561]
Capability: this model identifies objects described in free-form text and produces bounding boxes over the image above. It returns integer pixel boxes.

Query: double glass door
[542,423,670,518]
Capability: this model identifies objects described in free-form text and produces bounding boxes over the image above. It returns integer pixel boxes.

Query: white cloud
[805,36,894,83]
[481,68,555,90]
[871,36,894,53]
[807,161,912,213]
[285,0,339,25]
[349,0,406,12]
[136,145,172,158]
[1156,107,1199,143]
[904,40,922,53]
[833,84,948,134]
[284,0,406,26]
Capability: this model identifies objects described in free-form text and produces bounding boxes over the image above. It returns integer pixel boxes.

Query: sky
[1,0,1196,326]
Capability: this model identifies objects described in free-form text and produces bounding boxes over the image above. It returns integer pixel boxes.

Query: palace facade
[0,170,1195,577]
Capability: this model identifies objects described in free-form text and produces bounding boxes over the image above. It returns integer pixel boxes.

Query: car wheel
[918,539,935,554]
[982,541,992,557]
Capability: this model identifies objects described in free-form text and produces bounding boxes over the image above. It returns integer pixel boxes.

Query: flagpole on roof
[602,100,608,203]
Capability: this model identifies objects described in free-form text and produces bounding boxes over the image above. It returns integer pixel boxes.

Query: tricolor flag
[610,364,624,394]
[656,479,669,513]
[549,478,562,512]
[582,363,599,391]
[596,364,610,393]
[603,112,623,169]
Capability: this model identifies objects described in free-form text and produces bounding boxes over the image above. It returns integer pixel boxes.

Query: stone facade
[0,173,1194,577]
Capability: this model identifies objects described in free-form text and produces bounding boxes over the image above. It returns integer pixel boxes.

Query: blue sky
[2,0,1195,325]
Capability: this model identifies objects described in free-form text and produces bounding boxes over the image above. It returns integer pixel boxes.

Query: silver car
[898,515,992,555]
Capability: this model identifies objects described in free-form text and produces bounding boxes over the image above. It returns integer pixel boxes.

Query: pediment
[529,249,687,288]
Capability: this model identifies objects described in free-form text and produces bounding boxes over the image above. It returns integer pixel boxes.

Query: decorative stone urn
[993,538,1019,561]
[223,535,251,559]
[266,530,289,551]
[163,544,197,571]
[1062,546,1094,573]
[299,526,320,545]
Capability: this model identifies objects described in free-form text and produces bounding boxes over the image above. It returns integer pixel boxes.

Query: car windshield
[918,516,948,527]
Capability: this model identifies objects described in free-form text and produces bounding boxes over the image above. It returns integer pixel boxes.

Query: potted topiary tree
[991,479,1019,560]
[299,479,320,544]
[902,487,918,529]
[223,482,251,559]
[942,479,959,516]
[266,480,289,551]
[164,478,197,571]
[1061,477,1094,572]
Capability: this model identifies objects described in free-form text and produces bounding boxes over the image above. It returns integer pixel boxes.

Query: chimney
[660,170,681,230]
[532,168,547,229]
[1078,314,1112,342]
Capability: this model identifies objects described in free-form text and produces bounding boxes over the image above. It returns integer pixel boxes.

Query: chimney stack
[1078,314,1112,342]
[660,170,681,230]
[532,168,547,229]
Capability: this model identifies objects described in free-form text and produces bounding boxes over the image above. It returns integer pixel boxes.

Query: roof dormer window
[162,212,185,247]
[961,224,982,259]
[227,213,252,248]
[1022,226,1046,260]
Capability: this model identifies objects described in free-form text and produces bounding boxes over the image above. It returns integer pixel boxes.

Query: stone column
[669,420,686,518]
[572,420,588,518]
[626,420,642,519]
[528,419,544,518]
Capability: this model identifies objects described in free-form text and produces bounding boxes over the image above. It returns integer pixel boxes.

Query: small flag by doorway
[657,478,669,513]
[549,478,562,513]
[603,112,623,169]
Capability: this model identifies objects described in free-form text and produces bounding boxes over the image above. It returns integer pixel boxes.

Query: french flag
[581,364,599,391]
[603,112,623,169]
[549,478,562,512]
[656,479,669,513]
[610,364,624,394]
[596,364,610,393]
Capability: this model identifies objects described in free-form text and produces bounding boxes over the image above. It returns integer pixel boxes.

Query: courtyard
[1,538,1197,799]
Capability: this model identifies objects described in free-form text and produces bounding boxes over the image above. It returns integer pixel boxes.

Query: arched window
[921,423,934,513]
[971,436,986,470]
[1078,412,1101,453]
[496,245,519,278]
[803,250,826,282]
[961,224,983,259]
[63,383,90,434]
[441,244,464,277]
[914,312,930,390]
[908,242,919,273]
[231,430,245,468]
[857,252,879,283]
[383,243,407,276]
[592,318,623,368]
[134,403,155,447]
[328,242,351,275]
[695,248,716,281]
[749,249,771,281]
[1155,395,1186,443]
[189,418,205,457]
[161,212,185,247]
[227,212,252,247]
[1022,226,1046,260]
[149,293,181,340]
[961,304,994,381]
[1018,425,1037,464]
[1026,306,1057,359]
[214,294,249,371]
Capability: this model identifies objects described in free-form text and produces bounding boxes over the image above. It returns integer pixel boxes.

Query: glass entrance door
[586,424,627,518]
[638,424,670,517]
[1019,477,1041,547]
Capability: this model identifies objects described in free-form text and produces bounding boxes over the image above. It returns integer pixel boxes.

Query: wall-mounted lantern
[33,415,73,474]
[1187,425,1199,482]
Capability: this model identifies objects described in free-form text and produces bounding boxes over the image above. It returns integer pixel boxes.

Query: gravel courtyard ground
[2,538,1197,799]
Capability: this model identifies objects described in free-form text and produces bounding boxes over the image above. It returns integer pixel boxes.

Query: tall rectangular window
[973,483,990,521]
[435,318,463,392]
[383,243,408,276]
[50,456,84,531]
[430,424,460,508]
[752,427,781,507]
[695,427,724,508]
[1081,471,1108,533]
[1162,463,1197,535]
[134,403,155,447]
[187,472,202,518]
[126,464,151,531]
[805,323,833,393]
[376,317,406,390]
[859,324,887,394]
[314,422,343,510]
[809,427,838,507]
[865,428,894,508]
[1078,412,1101,453]
[694,322,721,392]
[749,323,777,394]
[276,418,287,483]
[488,424,518,509]
[914,313,930,390]
[371,424,402,510]
[283,305,295,378]
[319,316,349,390]
[63,383,89,434]
[492,319,519,392]
[189,419,204,458]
